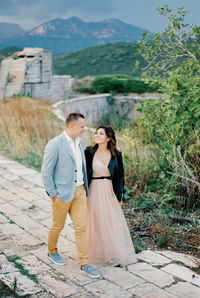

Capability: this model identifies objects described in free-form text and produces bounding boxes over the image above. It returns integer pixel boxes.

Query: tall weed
[0,97,64,169]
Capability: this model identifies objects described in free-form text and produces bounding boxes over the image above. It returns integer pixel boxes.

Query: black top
[84,146,125,202]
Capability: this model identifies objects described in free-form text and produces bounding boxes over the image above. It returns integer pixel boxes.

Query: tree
[136,6,200,208]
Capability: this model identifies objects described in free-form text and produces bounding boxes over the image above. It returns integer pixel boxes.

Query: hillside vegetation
[53,42,146,78]
[0,46,22,63]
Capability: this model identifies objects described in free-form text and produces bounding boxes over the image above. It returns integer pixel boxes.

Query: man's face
[71,117,86,137]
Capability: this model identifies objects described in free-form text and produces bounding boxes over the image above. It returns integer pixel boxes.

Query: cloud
[0,0,199,32]
[0,0,114,19]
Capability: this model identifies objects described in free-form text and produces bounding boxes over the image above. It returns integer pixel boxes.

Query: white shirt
[64,131,84,186]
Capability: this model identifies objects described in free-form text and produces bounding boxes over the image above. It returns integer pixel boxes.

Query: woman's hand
[119,201,124,208]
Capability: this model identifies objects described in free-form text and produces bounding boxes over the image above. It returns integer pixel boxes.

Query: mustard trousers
[48,185,88,266]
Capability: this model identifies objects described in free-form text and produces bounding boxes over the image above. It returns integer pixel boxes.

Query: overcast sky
[0,0,199,33]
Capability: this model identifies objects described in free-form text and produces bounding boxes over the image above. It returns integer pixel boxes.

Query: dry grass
[0,97,64,169]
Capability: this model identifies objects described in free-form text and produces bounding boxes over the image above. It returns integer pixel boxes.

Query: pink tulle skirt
[87,179,137,266]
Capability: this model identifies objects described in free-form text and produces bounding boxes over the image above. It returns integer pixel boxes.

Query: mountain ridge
[0,17,147,54]
[0,22,25,40]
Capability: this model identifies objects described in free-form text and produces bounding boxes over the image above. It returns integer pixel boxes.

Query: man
[41,113,100,278]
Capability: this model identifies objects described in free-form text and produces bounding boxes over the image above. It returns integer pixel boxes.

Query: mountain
[0,22,25,40]
[0,17,146,54]
[53,42,146,78]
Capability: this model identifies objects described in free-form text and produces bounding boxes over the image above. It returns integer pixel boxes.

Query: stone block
[37,270,79,297]
[54,261,93,286]
[137,250,171,265]
[166,281,200,297]
[18,191,41,201]
[30,245,51,265]
[9,167,37,177]
[99,266,145,290]
[29,226,49,243]
[11,198,32,209]
[17,254,50,274]
[128,283,177,298]
[13,233,44,248]
[34,198,51,212]
[40,217,52,228]
[0,254,19,274]
[156,250,200,268]
[24,207,50,222]
[1,223,25,236]
[58,236,77,257]
[0,271,42,296]
[84,280,132,297]
[162,264,200,287]
[13,179,32,189]
[0,203,22,216]
[2,172,20,182]
[22,174,43,187]
[10,214,43,231]
[128,262,175,287]
[0,238,27,257]
[0,213,9,223]
[29,186,49,200]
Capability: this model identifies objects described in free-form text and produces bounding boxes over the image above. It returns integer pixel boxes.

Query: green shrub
[96,112,131,131]
[91,75,156,94]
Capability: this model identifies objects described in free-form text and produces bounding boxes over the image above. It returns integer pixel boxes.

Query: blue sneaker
[80,264,100,278]
[48,252,66,265]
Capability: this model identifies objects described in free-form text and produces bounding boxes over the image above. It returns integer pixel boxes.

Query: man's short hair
[66,113,85,125]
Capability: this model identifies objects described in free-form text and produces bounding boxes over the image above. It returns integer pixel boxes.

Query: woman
[85,125,137,266]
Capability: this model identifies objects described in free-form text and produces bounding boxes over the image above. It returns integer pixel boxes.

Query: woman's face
[94,128,110,145]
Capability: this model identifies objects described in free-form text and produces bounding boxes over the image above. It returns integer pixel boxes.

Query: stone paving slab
[17,254,50,275]
[0,213,9,223]
[1,222,26,236]
[1,272,42,296]
[137,250,171,266]
[13,233,45,248]
[0,238,27,257]
[166,281,200,297]
[128,262,175,288]
[128,283,178,298]
[162,263,200,287]
[0,154,200,297]
[37,270,80,297]
[0,187,20,201]
[0,254,19,274]
[156,250,200,268]
[99,266,144,290]
[84,279,132,297]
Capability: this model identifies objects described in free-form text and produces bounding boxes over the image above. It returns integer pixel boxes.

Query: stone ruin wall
[0,48,72,101]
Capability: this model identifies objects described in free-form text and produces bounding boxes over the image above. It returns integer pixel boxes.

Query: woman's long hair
[92,125,117,156]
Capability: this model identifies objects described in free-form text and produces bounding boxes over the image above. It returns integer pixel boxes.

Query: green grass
[0,211,16,224]
[28,204,36,210]
[7,255,39,284]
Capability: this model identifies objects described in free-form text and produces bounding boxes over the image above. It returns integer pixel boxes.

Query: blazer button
[75,170,77,172]
[75,180,77,182]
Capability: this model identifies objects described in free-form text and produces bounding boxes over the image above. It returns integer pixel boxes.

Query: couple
[41,113,136,279]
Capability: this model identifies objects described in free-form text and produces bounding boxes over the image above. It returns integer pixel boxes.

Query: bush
[91,75,157,94]
[96,112,131,131]
[137,6,200,208]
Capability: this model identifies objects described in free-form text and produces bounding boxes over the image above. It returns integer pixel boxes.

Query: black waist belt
[91,176,112,180]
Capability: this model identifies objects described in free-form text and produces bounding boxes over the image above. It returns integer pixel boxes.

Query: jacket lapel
[60,132,76,163]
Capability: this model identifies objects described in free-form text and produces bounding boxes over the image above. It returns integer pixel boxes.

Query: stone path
[0,155,200,297]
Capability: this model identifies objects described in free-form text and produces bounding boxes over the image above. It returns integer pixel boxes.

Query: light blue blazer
[41,132,88,202]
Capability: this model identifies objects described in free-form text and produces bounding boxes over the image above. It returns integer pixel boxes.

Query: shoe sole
[80,269,100,279]
[48,255,66,266]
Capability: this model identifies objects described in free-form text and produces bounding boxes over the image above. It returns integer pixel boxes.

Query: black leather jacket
[84,146,125,202]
